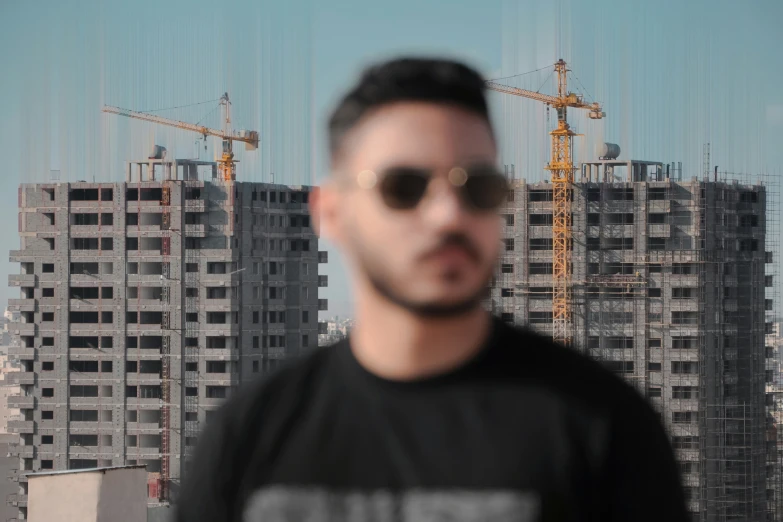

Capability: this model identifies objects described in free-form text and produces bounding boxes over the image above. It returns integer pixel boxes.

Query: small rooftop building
[27,465,147,522]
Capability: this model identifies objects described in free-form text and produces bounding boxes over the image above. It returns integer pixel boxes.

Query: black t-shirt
[176,318,689,522]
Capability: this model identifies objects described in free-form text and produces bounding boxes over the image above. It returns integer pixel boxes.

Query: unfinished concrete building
[491,159,769,522]
[5,158,327,519]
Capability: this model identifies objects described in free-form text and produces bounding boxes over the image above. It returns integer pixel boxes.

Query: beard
[352,237,496,319]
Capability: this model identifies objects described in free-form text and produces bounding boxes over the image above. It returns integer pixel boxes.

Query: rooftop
[26,465,147,478]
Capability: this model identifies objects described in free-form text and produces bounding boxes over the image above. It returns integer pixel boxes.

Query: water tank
[597,142,621,160]
[148,145,166,159]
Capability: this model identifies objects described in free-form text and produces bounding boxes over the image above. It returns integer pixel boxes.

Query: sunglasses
[356,165,510,212]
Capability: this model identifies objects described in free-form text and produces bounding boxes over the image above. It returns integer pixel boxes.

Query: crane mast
[486,59,605,347]
[103,93,259,181]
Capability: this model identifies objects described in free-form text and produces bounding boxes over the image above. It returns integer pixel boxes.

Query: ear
[309,181,343,245]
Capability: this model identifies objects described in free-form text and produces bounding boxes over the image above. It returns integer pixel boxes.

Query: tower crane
[486,59,605,347]
[103,92,259,181]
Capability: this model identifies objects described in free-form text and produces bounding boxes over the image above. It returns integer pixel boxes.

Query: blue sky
[1,0,782,318]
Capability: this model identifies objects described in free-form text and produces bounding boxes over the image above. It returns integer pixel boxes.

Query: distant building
[1,309,20,347]
[491,168,770,520]
[6,158,328,518]
[318,316,354,346]
[0,353,21,435]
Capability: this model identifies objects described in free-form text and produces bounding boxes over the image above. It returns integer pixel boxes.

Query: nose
[418,178,468,231]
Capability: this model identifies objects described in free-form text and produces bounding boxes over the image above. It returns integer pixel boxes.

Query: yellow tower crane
[103,92,259,181]
[486,59,605,346]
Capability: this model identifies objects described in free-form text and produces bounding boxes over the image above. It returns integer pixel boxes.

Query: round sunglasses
[356,165,510,212]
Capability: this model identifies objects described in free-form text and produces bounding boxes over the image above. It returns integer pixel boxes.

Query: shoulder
[493,321,668,459]
[492,321,654,414]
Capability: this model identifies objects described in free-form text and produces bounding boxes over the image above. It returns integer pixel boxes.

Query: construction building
[5,157,327,519]
[491,158,770,522]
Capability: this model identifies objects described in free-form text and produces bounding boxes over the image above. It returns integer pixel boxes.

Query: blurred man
[176,57,689,521]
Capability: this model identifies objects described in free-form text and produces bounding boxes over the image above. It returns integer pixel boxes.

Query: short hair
[328,57,493,163]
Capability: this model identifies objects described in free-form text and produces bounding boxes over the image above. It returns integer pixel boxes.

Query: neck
[349,290,493,381]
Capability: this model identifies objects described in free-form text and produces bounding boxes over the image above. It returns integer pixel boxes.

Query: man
[176,57,689,521]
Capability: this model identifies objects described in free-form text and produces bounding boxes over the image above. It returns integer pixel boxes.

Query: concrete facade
[6,160,327,519]
[491,174,768,522]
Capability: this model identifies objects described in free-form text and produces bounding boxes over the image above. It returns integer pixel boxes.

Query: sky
[0,0,782,318]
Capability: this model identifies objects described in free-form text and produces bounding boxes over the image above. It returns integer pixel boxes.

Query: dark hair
[328,57,493,162]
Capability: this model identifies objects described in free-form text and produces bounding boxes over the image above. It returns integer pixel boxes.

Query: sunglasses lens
[379,168,430,210]
[463,170,509,210]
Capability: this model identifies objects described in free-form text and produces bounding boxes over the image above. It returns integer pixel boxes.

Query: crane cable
[195,103,222,126]
[487,64,554,83]
[535,69,556,94]
[135,97,221,114]
[570,71,596,104]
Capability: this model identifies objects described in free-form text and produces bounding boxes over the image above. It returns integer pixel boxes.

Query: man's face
[314,102,502,317]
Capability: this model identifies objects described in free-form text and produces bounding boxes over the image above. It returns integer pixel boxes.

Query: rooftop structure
[26,465,147,522]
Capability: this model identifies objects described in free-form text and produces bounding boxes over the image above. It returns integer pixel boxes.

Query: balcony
[647,224,671,238]
[126,398,164,408]
[68,323,114,333]
[184,199,206,213]
[9,250,38,262]
[669,300,700,313]
[7,421,34,434]
[8,274,37,287]
[184,224,206,238]
[318,275,328,288]
[318,299,328,311]
[201,273,243,284]
[7,493,28,507]
[201,324,241,336]
[199,299,234,310]
[125,301,167,312]
[647,200,671,213]
[201,376,234,387]
[8,396,34,409]
[7,445,34,458]
[8,373,35,386]
[8,347,35,360]
[127,274,170,285]
[68,446,101,456]
[126,349,164,360]
[69,373,110,384]
[199,349,239,362]
[126,446,162,457]
[127,374,163,385]
[68,422,114,433]
[266,348,286,359]
[10,323,36,336]
[670,375,700,387]
[7,299,35,313]
[126,422,162,432]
